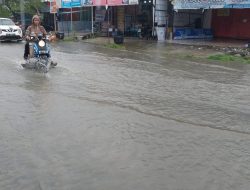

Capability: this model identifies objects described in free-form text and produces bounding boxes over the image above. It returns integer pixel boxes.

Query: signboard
[61,0,81,8]
[92,0,106,6]
[91,0,138,6]
[95,8,106,21]
[128,0,138,4]
[173,0,226,9]
[173,0,250,9]
[173,28,213,39]
[50,0,58,13]
[120,0,139,4]
[108,0,123,6]
[82,0,93,6]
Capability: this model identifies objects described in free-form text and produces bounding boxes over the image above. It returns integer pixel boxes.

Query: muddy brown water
[0,41,250,190]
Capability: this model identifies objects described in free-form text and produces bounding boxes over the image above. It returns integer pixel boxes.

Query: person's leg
[24,42,29,59]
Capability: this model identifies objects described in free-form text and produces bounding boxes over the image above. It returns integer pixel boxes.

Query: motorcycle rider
[23,15,47,59]
[23,15,56,66]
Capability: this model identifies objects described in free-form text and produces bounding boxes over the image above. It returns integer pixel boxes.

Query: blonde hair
[32,15,40,24]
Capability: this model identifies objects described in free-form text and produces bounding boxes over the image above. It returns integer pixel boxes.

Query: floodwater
[0,41,250,190]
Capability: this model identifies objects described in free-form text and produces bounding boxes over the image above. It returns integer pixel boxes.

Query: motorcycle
[22,32,56,73]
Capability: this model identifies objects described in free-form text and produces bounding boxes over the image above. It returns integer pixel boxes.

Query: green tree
[0,5,12,17]
[24,0,45,15]
[0,0,45,18]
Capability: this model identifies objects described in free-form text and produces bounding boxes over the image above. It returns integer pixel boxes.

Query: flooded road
[1,41,250,190]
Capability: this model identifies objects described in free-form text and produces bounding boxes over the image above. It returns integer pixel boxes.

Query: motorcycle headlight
[38,40,45,47]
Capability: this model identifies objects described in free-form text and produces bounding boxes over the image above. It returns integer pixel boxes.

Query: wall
[212,9,250,39]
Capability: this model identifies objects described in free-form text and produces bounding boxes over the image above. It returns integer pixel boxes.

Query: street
[0,41,250,190]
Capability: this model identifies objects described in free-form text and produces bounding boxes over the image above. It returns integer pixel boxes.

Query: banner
[89,0,138,6]
[173,0,250,9]
[174,28,213,39]
[173,0,226,9]
[92,0,106,6]
[108,0,123,6]
[128,0,138,4]
[82,0,94,6]
[50,0,58,13]
[61,0,138,7]
[224,0,250,8]
[95,8,106,21]
[61,0,81,8]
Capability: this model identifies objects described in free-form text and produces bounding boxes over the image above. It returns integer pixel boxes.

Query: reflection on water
[0,42,250,190]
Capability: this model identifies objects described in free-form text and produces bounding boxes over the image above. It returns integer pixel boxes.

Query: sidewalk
[81,36,250,57]
[81,36,249,48]
[168,38,249,49]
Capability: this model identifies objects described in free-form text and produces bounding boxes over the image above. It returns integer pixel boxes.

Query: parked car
[0,18,23,42]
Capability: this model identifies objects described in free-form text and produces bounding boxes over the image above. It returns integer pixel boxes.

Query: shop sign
[91,0,138,6]
[50,0,58,13]
[95,9,106,21]
[92,0,106,6]
[173,0,250,9]
[108,0,123,6]
[122,0,138,4]
[82,0,94,6]
[61,0,81,8]
[173,0,226,9]
[128,0,138,4]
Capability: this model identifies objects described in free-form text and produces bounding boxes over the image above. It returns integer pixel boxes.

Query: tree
[0,4,12,17]
[24,0,45,15]
[0,0,45,18]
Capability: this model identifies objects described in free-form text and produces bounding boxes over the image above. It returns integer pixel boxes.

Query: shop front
[92,0,152,38]
[212,8,250,39]
[172,0,250,40]
[54,0,154,37]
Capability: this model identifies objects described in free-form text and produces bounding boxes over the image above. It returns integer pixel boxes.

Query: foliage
[0,0,45,18]
[24,0,45,15]
[104,43,125,49]
[0,5,11,17]
[208,54,250,64]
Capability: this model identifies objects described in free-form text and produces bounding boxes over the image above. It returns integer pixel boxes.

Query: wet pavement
[0,41,250,190]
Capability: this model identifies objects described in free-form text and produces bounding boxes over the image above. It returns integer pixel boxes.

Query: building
[172,0,250,40]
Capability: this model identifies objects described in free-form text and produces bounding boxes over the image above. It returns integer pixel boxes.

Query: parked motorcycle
[22,32,56,73]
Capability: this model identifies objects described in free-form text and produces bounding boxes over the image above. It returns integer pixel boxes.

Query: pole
[54,13,56,32]
[20,0,25,30]
[153,0,156,37]
[108,8,109,35]
[105,3,109,43]
[91,6,94,34]
[71,0,73,32]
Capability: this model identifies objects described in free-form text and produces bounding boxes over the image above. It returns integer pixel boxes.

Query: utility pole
[91,6,94,34]
[71,0,73,32]
[20,0,25,29]
[105,3,109,43]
